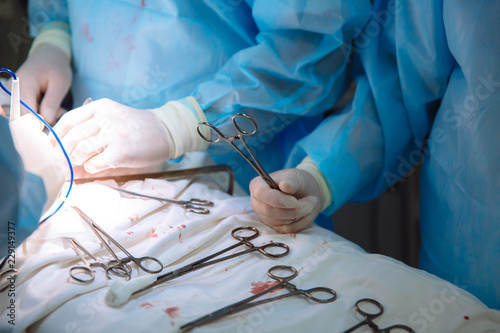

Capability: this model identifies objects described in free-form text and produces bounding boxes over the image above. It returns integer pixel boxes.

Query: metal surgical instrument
[72,206,163,279]
[130,227,289,298]
[65,237,129,282]
[110,187,214,214]
[197,113,280,190]
[180,265,337,332]
[341,298,415,333]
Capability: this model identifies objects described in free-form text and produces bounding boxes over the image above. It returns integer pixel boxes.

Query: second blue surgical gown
[287,0,500,309]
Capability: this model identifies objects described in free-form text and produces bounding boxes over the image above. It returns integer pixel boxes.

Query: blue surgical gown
[0,117,47,264]
[286,0,500,309]
[28,0,372,187]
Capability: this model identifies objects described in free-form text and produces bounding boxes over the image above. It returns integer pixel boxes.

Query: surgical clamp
[197,113,280,190]
[341,298,415,333]
[110,187,214,214]
[65,237,129,283]
[180,265,337,332]
[116,227,289,304]
[72,206,163,279]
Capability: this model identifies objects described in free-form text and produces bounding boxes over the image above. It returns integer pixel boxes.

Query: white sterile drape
[1,166,499,333]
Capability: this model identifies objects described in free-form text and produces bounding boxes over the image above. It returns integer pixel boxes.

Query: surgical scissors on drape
[341,298,415,333]
[128,227,289,299]
[110,187,214,214]
[65,237,129,282]
[72,206,163,279]
[197,113,280,190]
[180,265,337,332]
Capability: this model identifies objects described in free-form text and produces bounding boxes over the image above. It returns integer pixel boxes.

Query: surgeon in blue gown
[16,0,372,192]
[249,0,500,309]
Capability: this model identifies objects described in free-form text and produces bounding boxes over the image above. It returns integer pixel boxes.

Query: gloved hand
[249,168,324,233]
[12,43,72,125]
[52,98,207,174]
[10,114,65,212]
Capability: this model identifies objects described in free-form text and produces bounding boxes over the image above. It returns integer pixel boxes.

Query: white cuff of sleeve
[296,156,333,212]
[150,97,209,159]
[28,21,72,60]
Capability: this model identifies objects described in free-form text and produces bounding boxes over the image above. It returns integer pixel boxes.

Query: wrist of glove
[296,156,332,212]
[29,21,72,61]
[150,96,209,159]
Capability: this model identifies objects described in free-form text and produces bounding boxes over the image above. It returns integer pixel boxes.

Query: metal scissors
[180,265,337,332]
[197,113,280,190]
[342,298,415,333]
[128,227,289,299]
[72,206,163,279]
[65,237,129,282]
[110,187,214,214]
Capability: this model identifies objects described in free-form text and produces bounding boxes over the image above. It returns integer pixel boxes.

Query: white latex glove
[10,114,65,212]
[249,169,324,233]
[12,43,72,124]
[51,98,206,174]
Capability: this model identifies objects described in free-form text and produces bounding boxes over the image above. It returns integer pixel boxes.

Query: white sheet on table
[1,177,499,333]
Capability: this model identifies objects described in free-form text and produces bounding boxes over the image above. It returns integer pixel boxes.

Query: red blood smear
[123,35,136,51]
[464,316,470,320]
[140,303,154,309]
[250,281,282,295]
[129,213,139,223]
[165,307,180,318]
[82,24,93,42]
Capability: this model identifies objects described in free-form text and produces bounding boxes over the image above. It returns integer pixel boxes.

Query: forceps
[72,206,163,279]
[65,237,129,282]
[342,298,415,333]
[197,113,280,190]
[130,227,289,297]
[110,187,213,214]
[180,265,337,332]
